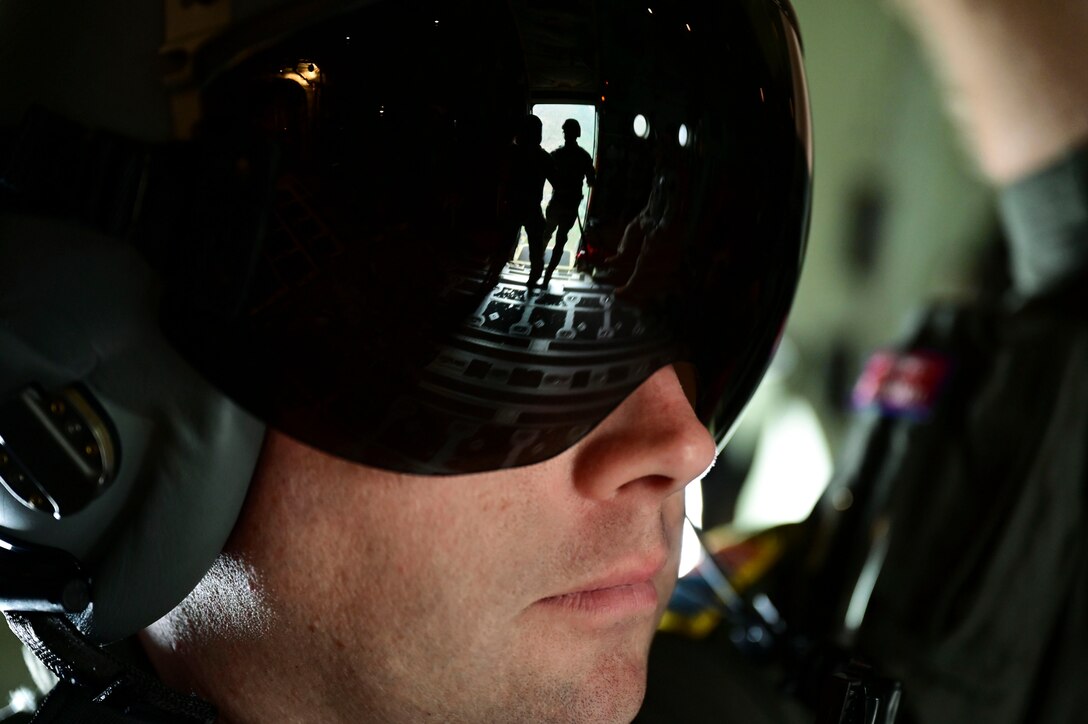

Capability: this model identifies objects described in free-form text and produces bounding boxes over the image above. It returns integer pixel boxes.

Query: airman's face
[146,365,715,723]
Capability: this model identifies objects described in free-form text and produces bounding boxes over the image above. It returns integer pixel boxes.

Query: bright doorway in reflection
[511,104,598,271]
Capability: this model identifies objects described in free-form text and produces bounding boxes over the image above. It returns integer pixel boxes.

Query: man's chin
[533,634,653,723]
[571,652,650,724]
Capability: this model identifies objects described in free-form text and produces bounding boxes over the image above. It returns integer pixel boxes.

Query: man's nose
[570,365,718,502]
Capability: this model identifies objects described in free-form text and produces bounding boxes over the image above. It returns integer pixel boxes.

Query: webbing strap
[31,682,190,724]
[5,613,215,724]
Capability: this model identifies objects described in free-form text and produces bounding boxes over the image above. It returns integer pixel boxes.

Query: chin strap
[4,612,215,724]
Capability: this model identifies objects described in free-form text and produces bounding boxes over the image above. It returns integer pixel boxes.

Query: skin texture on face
[142,365,716,723]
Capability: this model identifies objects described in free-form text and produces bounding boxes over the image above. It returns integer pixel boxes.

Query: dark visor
[144,0,811,474]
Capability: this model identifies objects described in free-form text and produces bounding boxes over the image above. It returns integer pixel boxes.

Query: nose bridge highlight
[571,365,718,501]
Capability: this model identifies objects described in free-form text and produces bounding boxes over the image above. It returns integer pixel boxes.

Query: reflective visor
[148,0,812,474]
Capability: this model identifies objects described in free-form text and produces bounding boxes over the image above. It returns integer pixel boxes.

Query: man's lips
[535,581,659,618]
[532,557,667,620]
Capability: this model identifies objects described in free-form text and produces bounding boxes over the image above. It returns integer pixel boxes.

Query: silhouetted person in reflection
[493,114,555,292]
[542,119,596,285]
[606,142,681,299]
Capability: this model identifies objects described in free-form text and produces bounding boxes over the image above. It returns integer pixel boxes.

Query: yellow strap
[657,609,722,640]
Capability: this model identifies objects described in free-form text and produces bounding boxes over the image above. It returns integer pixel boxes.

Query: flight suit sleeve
[999,144,1088,298]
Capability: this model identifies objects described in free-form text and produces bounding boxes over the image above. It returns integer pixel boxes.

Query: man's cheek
[663,490,686,536]
[659,492,687,584]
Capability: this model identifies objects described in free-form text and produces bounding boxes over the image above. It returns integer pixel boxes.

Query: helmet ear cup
[0,214,265,643]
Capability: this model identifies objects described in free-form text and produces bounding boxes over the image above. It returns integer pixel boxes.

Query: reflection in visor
[147,0,811,474]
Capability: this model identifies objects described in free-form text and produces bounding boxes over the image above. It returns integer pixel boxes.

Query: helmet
[0,0,811,648]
